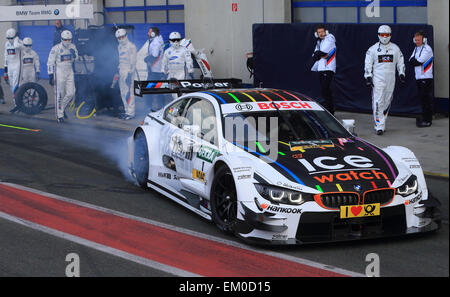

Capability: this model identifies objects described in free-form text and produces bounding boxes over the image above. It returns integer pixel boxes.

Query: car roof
[198,88,314,105]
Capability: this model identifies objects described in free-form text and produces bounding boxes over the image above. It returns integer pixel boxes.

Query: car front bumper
[234,193,441,245]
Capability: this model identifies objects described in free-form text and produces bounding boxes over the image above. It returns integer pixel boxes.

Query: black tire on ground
[134,131,149,189]
[210,165,238,234]
[15,82,48,115]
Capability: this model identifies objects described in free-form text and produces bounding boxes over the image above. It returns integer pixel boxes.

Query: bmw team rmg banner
[0,1,93,21]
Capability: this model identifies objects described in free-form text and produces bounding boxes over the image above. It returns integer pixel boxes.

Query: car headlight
[397,175,419,197]
[254,184,313,206]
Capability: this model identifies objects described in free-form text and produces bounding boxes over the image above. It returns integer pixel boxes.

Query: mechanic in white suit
[47,30,78,123]
[311,24,337,115]
[409,30,434,128]
[21,37,40,84]
[364,25,406,135]
[3,28,24,113]
[161,32,194,80]
[115,28,137,120]
[180,38,213,78]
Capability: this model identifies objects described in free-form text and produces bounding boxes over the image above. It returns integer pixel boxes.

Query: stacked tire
[15,82,48,115]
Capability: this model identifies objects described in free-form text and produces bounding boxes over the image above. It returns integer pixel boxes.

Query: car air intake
[363,188,395,206]
[318,193,359,209]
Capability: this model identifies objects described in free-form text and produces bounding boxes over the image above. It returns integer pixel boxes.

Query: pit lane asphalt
[0,114,448,277]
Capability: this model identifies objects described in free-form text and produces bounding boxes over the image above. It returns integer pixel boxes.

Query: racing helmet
[378,25,392,45]
[23,37,33,52]
[61,30,72,47]
[6,28,16,40]
[169,31,182,49]
[115,28,128,45]
[23,37,33,47]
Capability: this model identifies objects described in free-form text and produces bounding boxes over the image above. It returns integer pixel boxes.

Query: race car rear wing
[134,78,242,97]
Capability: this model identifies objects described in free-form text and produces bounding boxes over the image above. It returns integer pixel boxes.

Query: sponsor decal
[337,138,354,146]
[378,54,394,63]
[405,191,422,205]
[180,81,230,88]
[158,172,171,179]
[257,101,312,110]
[7,49,16,55]
[299,155,374,172]
[196,146,220,163]
[221,101,324,114]
[233,166,251,173]
[340,203,380,219]
[354,184,362,192]
[313,170,388,184]
[192,169,206,182]
[261,203,302,214]
[409,165,421,169]
[291,153,303,159]
[23,58,34,64]
[60,54,72,62]
[235,103,253,111]
[237,174,251,180]
[272,234,288,241]
[275,181,303,192]
[290,140,334,151]
[401,157,418,163]
[170,135,194,161]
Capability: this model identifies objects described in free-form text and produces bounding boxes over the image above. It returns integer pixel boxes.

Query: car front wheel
[210,166,238,234]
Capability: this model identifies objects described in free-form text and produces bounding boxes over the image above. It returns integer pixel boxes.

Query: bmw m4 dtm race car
[128,78,441,245]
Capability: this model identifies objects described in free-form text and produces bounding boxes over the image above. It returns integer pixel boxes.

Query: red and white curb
[0,182,364,277]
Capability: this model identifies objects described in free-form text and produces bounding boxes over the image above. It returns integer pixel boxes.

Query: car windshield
[222,110,352,143]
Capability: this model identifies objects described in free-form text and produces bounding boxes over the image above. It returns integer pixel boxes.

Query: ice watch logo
[298,155,374,172]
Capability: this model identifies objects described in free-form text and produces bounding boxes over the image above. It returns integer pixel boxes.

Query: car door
[182,98,220,186]
[158,97,192,187]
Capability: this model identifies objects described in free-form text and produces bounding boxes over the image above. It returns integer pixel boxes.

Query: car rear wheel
[134,131,149,189]
[210,166,238,234]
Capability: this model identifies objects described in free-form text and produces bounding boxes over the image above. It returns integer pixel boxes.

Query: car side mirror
[342,119,357,135]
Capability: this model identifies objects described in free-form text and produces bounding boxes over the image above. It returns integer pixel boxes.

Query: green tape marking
[0,123,40,132]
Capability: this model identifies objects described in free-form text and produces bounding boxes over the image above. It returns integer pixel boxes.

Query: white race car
[128,81,441,244]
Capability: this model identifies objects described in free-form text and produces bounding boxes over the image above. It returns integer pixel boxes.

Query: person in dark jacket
[53,20,68,46]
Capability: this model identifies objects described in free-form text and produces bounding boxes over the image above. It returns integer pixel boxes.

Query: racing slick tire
[133,131,149,189]
[210,165,238,234]
[15,82,47,115]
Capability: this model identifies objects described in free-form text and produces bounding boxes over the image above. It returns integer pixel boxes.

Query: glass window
[292,0,428,24]
[396,7,428,24]
[184,99,218,145]
[360,7,394,24]
[293,7,323,23]
[326,7,357,23]
[223,110,351,144]
[163,98,191,127]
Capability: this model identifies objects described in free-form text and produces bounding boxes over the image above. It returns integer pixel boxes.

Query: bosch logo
[235,104,253,111]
